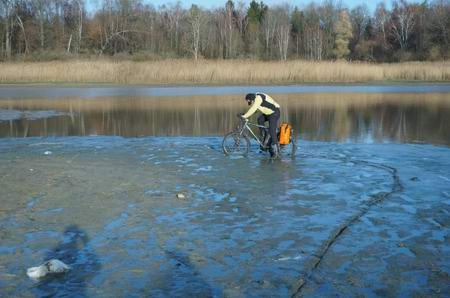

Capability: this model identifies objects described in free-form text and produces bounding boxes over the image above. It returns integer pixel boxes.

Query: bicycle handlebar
[237,113,248,122]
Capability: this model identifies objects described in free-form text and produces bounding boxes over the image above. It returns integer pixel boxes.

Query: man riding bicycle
[241,93,281,158]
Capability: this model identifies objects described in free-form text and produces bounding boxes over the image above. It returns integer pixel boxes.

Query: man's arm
[242,96,262,119]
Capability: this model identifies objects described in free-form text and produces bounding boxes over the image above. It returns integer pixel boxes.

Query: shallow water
[0,85,449,296]
[0,137,449,297]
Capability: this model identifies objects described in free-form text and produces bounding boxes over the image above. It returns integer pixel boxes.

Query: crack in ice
[291,157,404,297]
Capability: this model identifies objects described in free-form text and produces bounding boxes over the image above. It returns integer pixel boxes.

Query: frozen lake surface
[0,137,449,297]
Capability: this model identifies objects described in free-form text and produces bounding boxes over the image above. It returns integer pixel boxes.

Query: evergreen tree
[291,7,304,57]
[245,1,267,58]
[333,10,353,59]
[247,0,267,25]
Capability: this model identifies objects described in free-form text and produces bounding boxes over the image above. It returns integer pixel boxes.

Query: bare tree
[186,4,204,60]
[33,0,49,49]
[374,2,389,47]
[215,8,226,58]
[262,9,277,58]
[63,0,84,53]
[318,0,340,59]
[1,0,13,58]
[15,10,28,54]
[391,0,415,50]
[428,0,450,50]
[74,0,83,54]
[201,11,217,58]
[304,4,323,60]
[4,0,30,55]
[350,4,369,48]
[305,24,323,60]
[273,5,290,60]
[160,2,183,54]
[224,0,234,58]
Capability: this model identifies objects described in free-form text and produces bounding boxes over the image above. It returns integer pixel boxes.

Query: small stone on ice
[176,193,186,200]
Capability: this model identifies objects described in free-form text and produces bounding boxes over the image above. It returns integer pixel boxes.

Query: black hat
[245,93,256,105]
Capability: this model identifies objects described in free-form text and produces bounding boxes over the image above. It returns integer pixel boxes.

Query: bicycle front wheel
[222,132,250,157]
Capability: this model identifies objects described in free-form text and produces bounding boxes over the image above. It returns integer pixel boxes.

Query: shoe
[269,144,280,159]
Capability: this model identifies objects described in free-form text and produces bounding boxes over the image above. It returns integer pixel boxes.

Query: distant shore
[0,59,449,85]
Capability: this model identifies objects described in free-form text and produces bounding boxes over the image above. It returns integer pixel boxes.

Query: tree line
[1,0,449,62]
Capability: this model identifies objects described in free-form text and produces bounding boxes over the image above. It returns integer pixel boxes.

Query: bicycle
[222,115,296,158]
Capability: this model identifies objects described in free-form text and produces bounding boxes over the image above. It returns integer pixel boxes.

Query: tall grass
[0,59,448,84]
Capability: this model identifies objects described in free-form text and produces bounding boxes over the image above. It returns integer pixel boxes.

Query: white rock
[44,151,52,155]
[176,193,186,200]
[27,259,70,280]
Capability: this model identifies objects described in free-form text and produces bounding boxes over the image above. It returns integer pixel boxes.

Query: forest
[0,0,449,62]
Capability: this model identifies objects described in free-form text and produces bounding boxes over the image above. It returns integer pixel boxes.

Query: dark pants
[257,108,280,146]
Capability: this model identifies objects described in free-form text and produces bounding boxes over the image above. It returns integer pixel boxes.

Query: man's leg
[268,110,280,157]
[267,110,280,144]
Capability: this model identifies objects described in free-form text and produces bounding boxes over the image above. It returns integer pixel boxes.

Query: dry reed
[0,59,448,84]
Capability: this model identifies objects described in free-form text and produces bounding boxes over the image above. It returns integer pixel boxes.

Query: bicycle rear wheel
[222,132,250,157]
[289,133,297,157]
[280,129,296,158]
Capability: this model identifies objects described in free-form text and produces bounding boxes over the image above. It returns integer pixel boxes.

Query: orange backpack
[279,123,292,145]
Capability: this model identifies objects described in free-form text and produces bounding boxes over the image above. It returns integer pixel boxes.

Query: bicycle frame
[237,120,268,147]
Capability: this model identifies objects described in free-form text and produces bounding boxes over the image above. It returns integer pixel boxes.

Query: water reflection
[0,93,449,145]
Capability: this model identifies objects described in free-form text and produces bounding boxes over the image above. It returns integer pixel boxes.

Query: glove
[237,113,247,120]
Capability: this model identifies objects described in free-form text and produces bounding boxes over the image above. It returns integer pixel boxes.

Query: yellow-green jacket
[243,93,280,119]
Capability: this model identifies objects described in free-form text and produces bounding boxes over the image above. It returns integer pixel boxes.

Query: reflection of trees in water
[367,103,450,144]
[288,97,450,144]
[33,225,101,298]
[0,94,449,144]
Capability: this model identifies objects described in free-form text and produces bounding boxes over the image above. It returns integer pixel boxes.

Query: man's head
[245,93,256,106]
